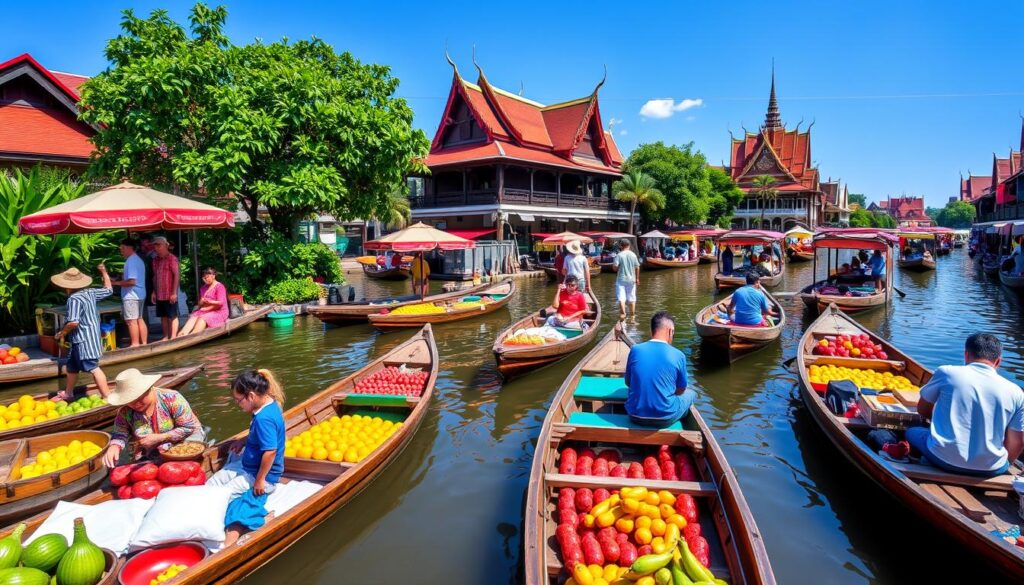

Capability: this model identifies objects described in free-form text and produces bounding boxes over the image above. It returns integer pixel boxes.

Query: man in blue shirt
[111,238,148,347]
[625,311,694,427]
[907,333,1024,477]
[729,273,776,326]
[868,249,886,291]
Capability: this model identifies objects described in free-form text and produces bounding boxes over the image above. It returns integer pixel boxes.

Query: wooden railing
[410,189,627,212]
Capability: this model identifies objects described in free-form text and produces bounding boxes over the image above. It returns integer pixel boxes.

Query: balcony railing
[977,203,1024,223]
[733,208,807,216]
[410,188,626,212]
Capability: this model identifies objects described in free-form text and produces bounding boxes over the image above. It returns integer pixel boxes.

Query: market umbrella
[541,231,594,245]
[639,230,670,239]
[364,222,475,297]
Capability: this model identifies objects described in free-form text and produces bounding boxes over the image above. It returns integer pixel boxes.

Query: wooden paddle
[892,286,906,298]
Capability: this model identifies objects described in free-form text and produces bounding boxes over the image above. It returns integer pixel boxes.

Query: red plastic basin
[117,542,208,585]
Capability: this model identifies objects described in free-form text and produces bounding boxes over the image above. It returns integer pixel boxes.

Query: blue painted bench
[567,411,683,431]
[573,376,628,402]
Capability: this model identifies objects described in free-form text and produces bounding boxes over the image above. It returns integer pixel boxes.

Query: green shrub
[262,277,322,304]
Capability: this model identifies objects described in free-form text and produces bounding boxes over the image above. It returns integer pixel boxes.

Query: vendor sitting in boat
[101,368,205,467]
[908,333,1024,477]
[543,275,588,329]
[624,312,693,427]
[728,274,776,327]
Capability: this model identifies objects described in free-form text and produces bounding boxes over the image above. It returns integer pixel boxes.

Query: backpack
[825,380,859,416]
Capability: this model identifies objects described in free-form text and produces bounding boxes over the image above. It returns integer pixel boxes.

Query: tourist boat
[0,325,439,585]
[686,227,728,263]
[797,228,898,314]
[982,258,1002,276]
[360,263,410,281]
[584,231,635,273]
[523,324,776,585]
[797,305,1024,581]
[784,226,815,262]
[693,289,785,362]
[714,230,785,290]
[643,255,699,269]
[541,265,561,281]
[306,282,493,325]
[0,365,202,442]
[999,270,1024,289]
[492,289,601,378]
[897,231,937,271]
[0,306,270,385]
[928,226,955,256]
[367,279,516,329]
[0,429,110,524]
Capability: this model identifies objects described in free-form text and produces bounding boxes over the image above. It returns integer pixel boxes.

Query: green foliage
[872,212,897,228]
[937,200,976,228]
[848,208,897,229]
[705,167,745,228]
[612,170,665,234]
[0,168,120,334]
[925,206,942,221]
[623,142,713,225]
[848,193,866,207]
[375,189,411,230]
[79,3,429,237]
[750,175,779,225]
[263,278,322,304]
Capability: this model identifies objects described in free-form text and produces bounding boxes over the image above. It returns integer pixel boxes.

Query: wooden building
[973,129,1023,222]
[880,195,933,227]
[414,58,631,242]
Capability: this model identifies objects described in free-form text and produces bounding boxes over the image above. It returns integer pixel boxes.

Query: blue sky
[5,0,1024,208]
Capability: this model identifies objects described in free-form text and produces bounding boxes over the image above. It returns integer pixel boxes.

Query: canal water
[6,250,1022,584]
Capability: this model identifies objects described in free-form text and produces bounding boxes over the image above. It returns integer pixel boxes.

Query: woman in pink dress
[177,267,229,337]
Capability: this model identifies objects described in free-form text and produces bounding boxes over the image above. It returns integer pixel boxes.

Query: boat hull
[361,265,410,280]
[368,280,516,329]
[899,258,936,271]
[307,282,493,325]
[493,290,600,378]
[715,271,782,290]
[643,257,698,270]
[999,271,1024,289]
[694,290,785,362]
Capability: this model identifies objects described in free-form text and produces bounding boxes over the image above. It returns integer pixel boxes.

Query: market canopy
[580,231,635,240]
[445,229,495,240]
[18,180,236,235]
[813,229,899,251]
[542,231,593,245]
[364,222,475,252]
[898,231,935,240]
[718,230,785,246]
[639,230,670,239]
[784,226,813,238]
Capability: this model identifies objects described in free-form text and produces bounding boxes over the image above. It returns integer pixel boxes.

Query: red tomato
[117,485,134,500]
[184,471,206,486]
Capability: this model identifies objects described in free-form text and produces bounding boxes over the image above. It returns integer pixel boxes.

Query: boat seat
[573,376,629,402]
[568,411,683,431]
[556,328,585,339]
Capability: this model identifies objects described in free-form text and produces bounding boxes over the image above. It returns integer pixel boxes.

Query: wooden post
[556,172,562,206]
[497,165,504,204]
[529,169,534,205]
[462,169,468,204]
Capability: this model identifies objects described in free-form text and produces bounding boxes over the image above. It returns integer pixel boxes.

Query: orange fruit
[650,518,667,537]
[312,447,328,461]
[298,446,314,459]
[328,450,344,462]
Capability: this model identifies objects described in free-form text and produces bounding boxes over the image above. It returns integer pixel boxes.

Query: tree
[872,212,897,228]
[80,3,429,239]
[849,208,874,228]
[926,206,942,222]
[751,175,779,228]
[848,193,866,207]
[937,200,976,228]
[706,167,745,228]
[613,170,665,235]
[623,142,713,226]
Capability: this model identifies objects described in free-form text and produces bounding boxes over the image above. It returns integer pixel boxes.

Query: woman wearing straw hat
[52,265,113,401]
[101,368,205,468]
[564,239,592,292]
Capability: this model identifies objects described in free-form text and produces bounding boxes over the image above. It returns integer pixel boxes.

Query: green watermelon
[21,533,68,573]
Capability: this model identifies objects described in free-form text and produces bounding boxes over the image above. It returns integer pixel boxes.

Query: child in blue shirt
[209,368,286,547]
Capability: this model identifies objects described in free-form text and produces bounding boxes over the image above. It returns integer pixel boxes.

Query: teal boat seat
[556,328,585,339]
[567,411,683,431]
[573,376,628,401]
[489,294,508,300]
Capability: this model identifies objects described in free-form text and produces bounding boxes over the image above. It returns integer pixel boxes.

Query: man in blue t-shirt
[868,249,886,291]
[624,311,694,427]
[729,273,775,326]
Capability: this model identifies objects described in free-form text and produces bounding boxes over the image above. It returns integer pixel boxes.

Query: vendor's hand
[253,478,267,496]
[53,331,63,341]
[97,263,107,274]
[137,433,166,450]
[102,444,122,468]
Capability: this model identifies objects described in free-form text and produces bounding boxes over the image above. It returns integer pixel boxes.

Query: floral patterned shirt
[110,388,204,460]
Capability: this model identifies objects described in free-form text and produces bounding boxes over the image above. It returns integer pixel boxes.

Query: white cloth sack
[130,485,233,549]
[27,498,155,555]
[265,480,323,516]
[513,326,567,341]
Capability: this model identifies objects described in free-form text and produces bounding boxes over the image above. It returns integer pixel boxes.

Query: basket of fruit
[158,441,207,462]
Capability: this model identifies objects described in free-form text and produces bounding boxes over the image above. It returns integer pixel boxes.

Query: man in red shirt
[149,236,180,340]
[544,275,588,329]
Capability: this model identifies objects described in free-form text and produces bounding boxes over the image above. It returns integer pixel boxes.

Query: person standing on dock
[111,238,148,347]
[624,312,693,427]
[51,266,113,401]
[614,239,640,321]
[564,239,592,292]
[150,236,180,340]
[909,333,1024,477]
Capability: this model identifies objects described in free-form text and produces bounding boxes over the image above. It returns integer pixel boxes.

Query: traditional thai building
[971,121,1024,223]
[820,179,850,226]
[960,174,993,202]
[725,71,826,230]
[413,58,630,242]
[882,195,933,227]
[0,53,94,175]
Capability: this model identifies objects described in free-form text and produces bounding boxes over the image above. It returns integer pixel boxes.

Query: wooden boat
[715,270,782,290]
[698,252,717,264]
[982,258,1001,276]
[0,365,203,442]
[999,270,1024,289]
[800,228,898,314]
[936,246,951,256]
[0,325,439,585]
[715,230,786,290]
[643,256,698,270]
[786,247,814,262]
[541,265,561,281]
[306,282,493,325]
[898,256,936,271]
[693,289,785,362]
[598,260,618,273]
[360,263,410,281]
[797,305,1024,580]
[367,279,516,329]
[523,325,776,585]
[797,281,888,314]
[0,306,271,385]
[0,430,110,524]
[589,262,601,277]
[492,289,601,378]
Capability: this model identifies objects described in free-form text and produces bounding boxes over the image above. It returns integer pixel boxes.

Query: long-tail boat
[693,289,785,362]
[492,289,600,378]
[0,306,270,385]
[798,305,1024,580]
[367,279,516,329]
[714,230,785,290]
[523,324,776,585]
[897,231,937,271]
[0,325,439,584]
[783,226,814,262]
[306,282,493,325]
[797,228,898,314]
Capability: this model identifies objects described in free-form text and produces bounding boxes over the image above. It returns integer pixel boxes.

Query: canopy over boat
[639,229,671,239]
[668,232,696,242]
[365,222,475,252]
[718,230,785,246]
[812,229,899,251]
[542,231,594,245]
[784,226,813,238]
[898,231,936,240]
[670,227,727,238]
[579,231,635,241]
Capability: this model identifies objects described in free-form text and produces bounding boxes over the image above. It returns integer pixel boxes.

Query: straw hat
[566,240,583,255]
[50,268,93,290]
[107,368,162,406]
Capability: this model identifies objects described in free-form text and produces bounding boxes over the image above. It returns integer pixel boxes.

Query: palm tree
[751,175,779,229]
[613,170,665,235]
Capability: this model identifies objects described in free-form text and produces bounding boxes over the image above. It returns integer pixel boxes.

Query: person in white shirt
[563,239,592,292]
[908,333,1024,477]
[111,238,148,346]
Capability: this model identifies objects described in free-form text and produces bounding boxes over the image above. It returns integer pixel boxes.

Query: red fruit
[575,488,594,513]
[627,462,644,479]
[592,458,609,477]
[129,462,158,483]
[109,464,136,487]
[683,523,702,540]
[131,479,162,499]
[618,541,638,566]
[615,532,629,546]
[596,449,620,464]
[637,545,653,557]
[597,527,620,563]
[609,465,626,478]
[878,351,888,360]
[183,470,206,486]
[576,456,593,476]
[558,488,576,511]
[116,485,133,500]
[581,532,604,565]
[579,448,597,460]
[689,535,711,567]
[180,461,203,477]
[555,523,583,566]
[642,456,662,480]
[558,508,579,528]
[657,445,673,463]
[660,460,678,481]
[674,494,699,524]
[157,462,190,485]
[1016,536,1024,549]
[593,488,611,504]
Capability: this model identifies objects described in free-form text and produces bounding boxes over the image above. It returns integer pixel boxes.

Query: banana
[630,549,675,575]
[670,558,694,585]
[678,540,715,583]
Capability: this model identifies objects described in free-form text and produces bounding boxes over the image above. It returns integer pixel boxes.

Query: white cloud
[619,129,628,136]
[639,98,704,119]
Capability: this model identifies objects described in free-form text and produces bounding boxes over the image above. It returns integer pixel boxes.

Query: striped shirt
[66,287,112,360]
[110,388,204,460]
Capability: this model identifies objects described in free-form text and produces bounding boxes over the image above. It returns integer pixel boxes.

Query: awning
[898,232,935,240]
[718,230,785,245]
[516,213,535,222]
[639,230,670,239]
[530,232,554,239]
[813,230,898,251]
[1012,221,1024,236]
[986,222,1007,234]
[445,229,496,240]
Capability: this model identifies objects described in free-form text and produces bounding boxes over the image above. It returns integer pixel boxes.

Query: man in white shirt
[563,239,592,292]
[111,238,148,346]
[908,333,1024,477]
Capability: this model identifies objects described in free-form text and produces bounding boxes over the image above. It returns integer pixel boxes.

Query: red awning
[718,230,785,246]
[445,229,496,240]
[530,232,555,238]
[813,230,898,251]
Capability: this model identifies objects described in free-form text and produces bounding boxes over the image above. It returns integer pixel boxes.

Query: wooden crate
[858,394,921,430]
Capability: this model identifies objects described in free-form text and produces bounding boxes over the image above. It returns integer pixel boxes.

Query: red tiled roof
[730,127,817,191]
[0,103,94,159]
[960,175,992,201]
[425,141,621,175]
[604,131,623,166]
[50,71,88,98]
[541,100,591,153]
[0,54,85,103]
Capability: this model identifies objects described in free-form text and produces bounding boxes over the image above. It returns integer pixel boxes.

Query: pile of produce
[150,563,187,584]
[0,394,107,430]
[452,299,486,310]
[504,334,548,346]
[0,517,109,585]
[812,333,889,359]
[352,366,428,397]
[553,446,723,584]
[283,414,403,463]
[111,461,206,499]
[808,364,919,392]
[17,439,104,480]
[385,303,445,316]
[0,346,29,366]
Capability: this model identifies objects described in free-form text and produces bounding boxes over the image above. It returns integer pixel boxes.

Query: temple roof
[960,175,993,201]
[886,196,930,221]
